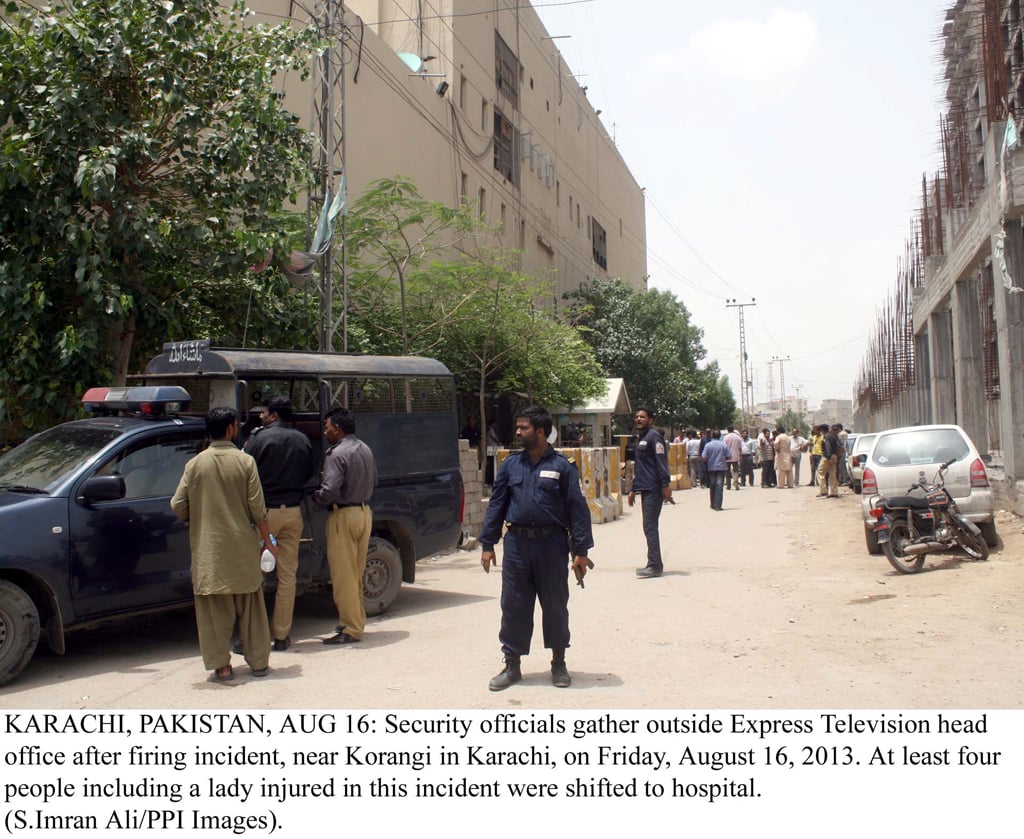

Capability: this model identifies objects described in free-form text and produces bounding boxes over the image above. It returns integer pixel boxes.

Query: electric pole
[771,354,791,414]
[310,0,349,353]
[726,299,756,427]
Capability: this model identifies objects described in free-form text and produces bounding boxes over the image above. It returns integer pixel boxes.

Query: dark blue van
[0,342,464,686]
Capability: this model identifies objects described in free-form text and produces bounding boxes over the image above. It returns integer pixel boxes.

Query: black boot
[551,649,571,688]
[489,655,522,691]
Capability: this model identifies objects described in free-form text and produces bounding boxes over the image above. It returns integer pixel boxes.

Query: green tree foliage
[565,277,736,430]
[345,177,605,448]
[776,409,810,438]
[0,0,318,441]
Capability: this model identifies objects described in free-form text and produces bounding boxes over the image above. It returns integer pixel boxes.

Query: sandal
[210,665,234,682]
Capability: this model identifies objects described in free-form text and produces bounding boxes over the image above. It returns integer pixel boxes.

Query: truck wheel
[363,537,402,617]
[0,580,41,687]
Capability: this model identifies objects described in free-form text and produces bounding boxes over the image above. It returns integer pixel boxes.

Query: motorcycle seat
[883,495,932,509]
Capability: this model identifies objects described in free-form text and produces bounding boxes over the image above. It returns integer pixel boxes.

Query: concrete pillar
[951,275,988,451]
[914,330,932,424]
[928,309,956,424]
[992,222,1024,504]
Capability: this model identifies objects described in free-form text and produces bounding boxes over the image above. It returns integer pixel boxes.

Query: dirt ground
[2,481,1022,710]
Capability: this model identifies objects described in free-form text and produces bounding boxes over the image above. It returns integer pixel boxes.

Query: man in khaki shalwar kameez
[171,407,277,681]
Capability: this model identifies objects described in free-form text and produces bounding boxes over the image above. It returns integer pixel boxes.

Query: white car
[860,424,997,554]
[848,433,877,494]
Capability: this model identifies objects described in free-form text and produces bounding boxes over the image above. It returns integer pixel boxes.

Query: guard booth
[132,340,464,615]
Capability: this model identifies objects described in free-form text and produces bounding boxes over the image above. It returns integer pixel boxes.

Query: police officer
[629,405,672,578]
[480,405,593,690]
[244,395,315,650]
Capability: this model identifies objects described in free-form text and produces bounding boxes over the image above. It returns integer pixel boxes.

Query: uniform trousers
[499,531,570,656]
[267,505,304,641]
[818,456,838,496]
[195,591,270,671]
[639,490,664,571]
[326,504,372,639]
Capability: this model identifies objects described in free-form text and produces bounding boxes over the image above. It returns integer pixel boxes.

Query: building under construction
[854,0,1024,513]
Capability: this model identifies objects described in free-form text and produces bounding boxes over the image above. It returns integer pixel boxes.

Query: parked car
[848,433,877,494]
[0,343,465,687]
[859,424,997,555]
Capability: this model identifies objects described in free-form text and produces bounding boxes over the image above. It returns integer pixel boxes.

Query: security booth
[132,340,464,614]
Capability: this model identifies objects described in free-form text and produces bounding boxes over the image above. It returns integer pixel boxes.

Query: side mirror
[78,475,126,504]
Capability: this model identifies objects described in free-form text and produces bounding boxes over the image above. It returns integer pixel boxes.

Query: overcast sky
[534,0,950,409]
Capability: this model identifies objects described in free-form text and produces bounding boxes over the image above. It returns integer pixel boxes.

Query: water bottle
[260,534,277,572]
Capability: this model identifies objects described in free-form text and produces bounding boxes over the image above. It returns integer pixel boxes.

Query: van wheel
[363,537,402,617]
[978,520,999,548]
[864,525,882,555]
[0,580,41,687]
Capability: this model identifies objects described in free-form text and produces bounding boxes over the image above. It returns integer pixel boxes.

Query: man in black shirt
[244,395,316,650]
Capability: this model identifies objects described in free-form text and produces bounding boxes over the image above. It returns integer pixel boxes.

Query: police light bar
[82,386,192,416]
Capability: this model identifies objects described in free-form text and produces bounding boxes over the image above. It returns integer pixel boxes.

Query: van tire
[978,520,999,548]
[363,537,402,617]
[0,580,41,687]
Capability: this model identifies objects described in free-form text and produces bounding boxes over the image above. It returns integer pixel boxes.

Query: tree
[0,0,318,440]
[565,277,735,430]
[344,177,605,462]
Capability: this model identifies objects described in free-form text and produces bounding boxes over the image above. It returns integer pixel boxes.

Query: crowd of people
[674,423,852,500]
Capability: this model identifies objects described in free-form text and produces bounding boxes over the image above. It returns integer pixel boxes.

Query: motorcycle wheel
[954,524,989,561]
[883,521,926,573]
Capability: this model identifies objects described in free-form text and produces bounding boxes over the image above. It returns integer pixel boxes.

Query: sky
[533,0,951,409]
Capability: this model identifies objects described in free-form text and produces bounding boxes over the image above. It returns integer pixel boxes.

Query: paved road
[2,483,1022,710]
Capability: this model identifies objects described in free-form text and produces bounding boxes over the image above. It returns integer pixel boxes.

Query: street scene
[2,482,1021,711]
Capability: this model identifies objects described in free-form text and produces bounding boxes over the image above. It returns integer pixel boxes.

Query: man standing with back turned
[480,405,593,690]
[629,406,672,578]
[314,408,378,645]
[244,395,315,651]
[171,407,277,682]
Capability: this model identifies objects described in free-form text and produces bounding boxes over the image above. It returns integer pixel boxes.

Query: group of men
[170,397,377,682]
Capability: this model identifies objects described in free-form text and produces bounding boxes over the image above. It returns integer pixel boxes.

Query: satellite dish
[397,52,424,73]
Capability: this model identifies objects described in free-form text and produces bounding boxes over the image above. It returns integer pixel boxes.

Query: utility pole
[771,354,791,414]
[310,0,348,353]
[726,299,756,427]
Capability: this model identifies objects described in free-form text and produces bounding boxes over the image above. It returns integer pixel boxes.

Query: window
[591,217,608,269]
[495,32,519,107]
[101,433,207,500]
[493,109,518,184]
[459,74,467,110]
[477,186,486,218]
[460,171,468,203]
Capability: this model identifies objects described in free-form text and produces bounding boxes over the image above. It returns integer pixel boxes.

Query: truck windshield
[0,425,124,494]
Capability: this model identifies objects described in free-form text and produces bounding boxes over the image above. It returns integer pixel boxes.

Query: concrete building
[854,0,1024,513]
[250,0,647,303]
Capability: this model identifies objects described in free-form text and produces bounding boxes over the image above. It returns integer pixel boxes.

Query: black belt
[330,502,367,510]
[506,524,562,539]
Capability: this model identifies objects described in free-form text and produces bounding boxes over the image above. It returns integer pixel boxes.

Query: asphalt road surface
[2,482,1022,710]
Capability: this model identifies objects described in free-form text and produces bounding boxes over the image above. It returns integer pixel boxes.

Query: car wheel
[853,480,862,495]
[363,537,403,617]
[0,580,41,687]
[864,525,882,555]
[978,520,998,548]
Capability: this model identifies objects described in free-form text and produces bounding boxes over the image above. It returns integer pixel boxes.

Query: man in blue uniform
[628,406,672,578]
[480,406,594,691]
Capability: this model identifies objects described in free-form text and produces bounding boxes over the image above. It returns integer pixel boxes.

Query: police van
[0,341,464,686]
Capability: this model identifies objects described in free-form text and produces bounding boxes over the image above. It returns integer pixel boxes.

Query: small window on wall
[591,218,608,270]
[494,110,518,184]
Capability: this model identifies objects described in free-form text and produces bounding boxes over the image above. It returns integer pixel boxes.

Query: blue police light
[82,386,192,416]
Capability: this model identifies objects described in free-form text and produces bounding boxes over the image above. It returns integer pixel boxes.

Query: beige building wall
[248,0,647,301]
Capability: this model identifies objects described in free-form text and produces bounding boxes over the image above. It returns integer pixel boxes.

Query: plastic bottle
[260,534,277,572]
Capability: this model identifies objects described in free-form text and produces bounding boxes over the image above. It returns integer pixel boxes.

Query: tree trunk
[108,312,137,387]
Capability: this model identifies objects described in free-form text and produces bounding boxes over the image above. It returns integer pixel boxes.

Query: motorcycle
[868,458,989,573]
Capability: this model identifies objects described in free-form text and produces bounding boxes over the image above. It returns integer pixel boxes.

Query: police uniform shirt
[631,427,670,493]
[479,446,593,557]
